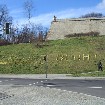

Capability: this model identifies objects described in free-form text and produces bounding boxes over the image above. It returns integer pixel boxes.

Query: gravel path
[0,86,105,105]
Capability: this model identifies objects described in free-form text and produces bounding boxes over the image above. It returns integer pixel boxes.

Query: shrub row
[65,31,100,38]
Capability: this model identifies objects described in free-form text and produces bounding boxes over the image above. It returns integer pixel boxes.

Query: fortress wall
[99,21,105,35]
[47,18,105,40]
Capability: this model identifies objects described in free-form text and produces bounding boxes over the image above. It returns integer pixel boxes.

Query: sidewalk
[0,74,105,79]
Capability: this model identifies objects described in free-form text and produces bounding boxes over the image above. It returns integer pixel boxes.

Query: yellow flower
[0,62,7,65]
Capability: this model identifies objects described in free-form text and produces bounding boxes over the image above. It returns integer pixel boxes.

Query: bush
[81,12,103,18]
[65,31,100,38]
[0,39,11,46]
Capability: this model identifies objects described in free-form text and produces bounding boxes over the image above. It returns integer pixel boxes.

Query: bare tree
[22,1,48,45]
[18,23,47,42]
[0,4,13,26]
[23,0,34,21]
[23,0,35,43]
[0,4,13,41]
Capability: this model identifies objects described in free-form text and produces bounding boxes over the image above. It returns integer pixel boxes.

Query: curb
[0,74,105,79]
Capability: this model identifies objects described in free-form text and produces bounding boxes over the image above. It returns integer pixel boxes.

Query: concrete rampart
[47,18,105,40]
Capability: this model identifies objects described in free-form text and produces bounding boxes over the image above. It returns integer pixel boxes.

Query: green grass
[67,71,105,77]
[0,36,105,76]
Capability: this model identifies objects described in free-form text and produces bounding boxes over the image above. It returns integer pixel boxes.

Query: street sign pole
[46,60,47,78]
[44,55,47,78]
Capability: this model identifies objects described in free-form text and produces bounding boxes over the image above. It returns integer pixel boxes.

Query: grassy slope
[0,36,105,75]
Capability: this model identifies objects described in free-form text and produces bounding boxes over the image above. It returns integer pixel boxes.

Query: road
[0,78,105,98]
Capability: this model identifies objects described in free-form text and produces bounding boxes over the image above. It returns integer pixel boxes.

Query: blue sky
[0,0,105,28]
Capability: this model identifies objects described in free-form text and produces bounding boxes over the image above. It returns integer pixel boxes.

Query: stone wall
[47,18,105,40]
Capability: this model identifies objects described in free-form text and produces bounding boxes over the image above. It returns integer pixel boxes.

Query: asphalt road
[0,78,105,98]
